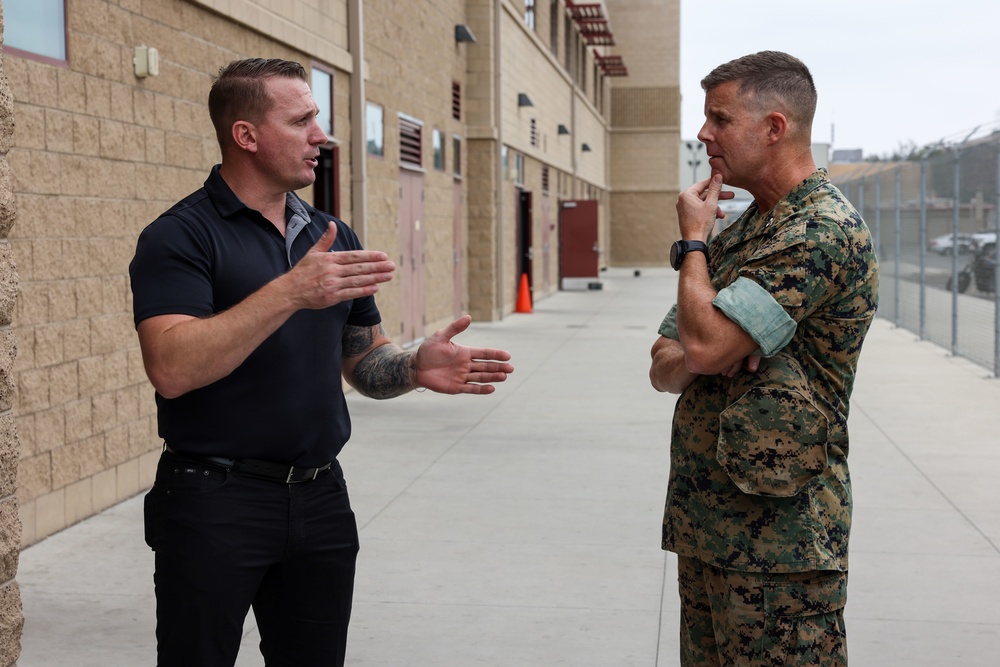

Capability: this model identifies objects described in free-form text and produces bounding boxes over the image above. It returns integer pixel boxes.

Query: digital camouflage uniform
[658,170,878,666]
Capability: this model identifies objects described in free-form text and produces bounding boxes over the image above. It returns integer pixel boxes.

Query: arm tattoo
[344,324,414,399]
[342,323,381,357]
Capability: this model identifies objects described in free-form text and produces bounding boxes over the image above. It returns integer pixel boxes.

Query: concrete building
[0,1,678,662]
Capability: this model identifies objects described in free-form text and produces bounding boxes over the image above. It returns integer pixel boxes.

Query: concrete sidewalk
[15,267,1000,666]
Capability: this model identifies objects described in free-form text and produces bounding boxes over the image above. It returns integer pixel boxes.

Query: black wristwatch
[670,240,708,270]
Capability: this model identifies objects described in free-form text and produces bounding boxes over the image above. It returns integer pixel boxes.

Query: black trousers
[145,450,360,667]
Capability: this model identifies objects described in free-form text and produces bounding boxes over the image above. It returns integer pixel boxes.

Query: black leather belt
[164,444,332,483]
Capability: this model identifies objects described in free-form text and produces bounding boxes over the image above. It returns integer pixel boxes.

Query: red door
[399,170,425,344]
[559,199,599,283]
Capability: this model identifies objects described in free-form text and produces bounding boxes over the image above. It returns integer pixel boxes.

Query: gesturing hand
[676,173,735,242]
[288,221,396,309]
[413,315,514,394]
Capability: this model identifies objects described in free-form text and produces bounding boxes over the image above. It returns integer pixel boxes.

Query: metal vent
[452,81,461,121]
[399,117,422,166]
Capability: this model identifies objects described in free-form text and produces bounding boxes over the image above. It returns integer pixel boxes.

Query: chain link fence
[831,133,1000,376]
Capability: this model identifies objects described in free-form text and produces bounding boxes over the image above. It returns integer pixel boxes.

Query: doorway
[399,169,425,344]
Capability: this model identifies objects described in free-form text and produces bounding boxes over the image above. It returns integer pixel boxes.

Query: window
[314,147,340,218]
[433,129,445,171]
[593,64,600,107]
[4,0,67,62]
[549,1,559,55]
[502,145,509,181]
[564,15,573,69]
[514,153,525,187]
[366,102,384,157]
[525,0,536,30]
[452,135,462,177]
[311,67,334,137]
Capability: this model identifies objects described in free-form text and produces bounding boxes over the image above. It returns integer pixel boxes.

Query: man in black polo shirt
[129,58,514,667]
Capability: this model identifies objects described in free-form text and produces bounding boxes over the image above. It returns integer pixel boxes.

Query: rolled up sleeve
[712,277,796,357]
[657,304,679,340]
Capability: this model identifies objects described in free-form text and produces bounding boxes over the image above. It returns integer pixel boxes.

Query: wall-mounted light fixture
[133,45,160,78]
[558,124,570,135]
[517,93,534,107]
[581,143,592,152]
[455,24,477,43]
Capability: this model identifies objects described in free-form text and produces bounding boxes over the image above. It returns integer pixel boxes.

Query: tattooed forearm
[350,343,415,399]
[342,323,382,357]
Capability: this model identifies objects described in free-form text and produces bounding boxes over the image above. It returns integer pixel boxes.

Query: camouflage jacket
[659,170,879,573]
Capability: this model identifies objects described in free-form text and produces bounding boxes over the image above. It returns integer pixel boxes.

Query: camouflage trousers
[677,556,848,667]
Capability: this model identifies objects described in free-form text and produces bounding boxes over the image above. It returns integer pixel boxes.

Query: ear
[765,112,788,145]
[231,120,259,154]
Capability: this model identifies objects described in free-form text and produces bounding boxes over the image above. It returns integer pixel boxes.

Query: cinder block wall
[5,0,334,548]
[0,4,24,664]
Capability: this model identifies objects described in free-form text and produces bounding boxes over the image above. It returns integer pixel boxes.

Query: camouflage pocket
[718,354,829,497]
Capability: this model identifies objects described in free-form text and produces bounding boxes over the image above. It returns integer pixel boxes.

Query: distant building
[832,148,864,163]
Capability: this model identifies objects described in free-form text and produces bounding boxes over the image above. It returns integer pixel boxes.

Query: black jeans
[145,450,360,667]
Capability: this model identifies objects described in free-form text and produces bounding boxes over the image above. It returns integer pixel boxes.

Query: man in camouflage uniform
[649,51,878,666]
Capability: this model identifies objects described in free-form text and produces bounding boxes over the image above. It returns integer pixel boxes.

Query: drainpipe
[494,0,504,319]
[349,0,367,245]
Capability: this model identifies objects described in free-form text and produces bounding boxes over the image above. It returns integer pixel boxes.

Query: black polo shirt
[130,165,381,465]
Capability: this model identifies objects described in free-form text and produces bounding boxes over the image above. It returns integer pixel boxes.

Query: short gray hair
[701,51,817,131]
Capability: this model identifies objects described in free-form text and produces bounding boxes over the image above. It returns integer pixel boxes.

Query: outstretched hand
[413,315,514,394]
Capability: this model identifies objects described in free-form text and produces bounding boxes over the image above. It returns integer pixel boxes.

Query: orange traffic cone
[515,273,532,313]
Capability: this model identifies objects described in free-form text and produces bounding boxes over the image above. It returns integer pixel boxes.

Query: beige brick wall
[604,0,680,266]
[609,191,678,266]
[0,2,24,662]
[6,0,344,548]
[360,0,470,337]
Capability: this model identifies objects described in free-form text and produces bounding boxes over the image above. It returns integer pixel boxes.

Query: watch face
[670,241,680,269]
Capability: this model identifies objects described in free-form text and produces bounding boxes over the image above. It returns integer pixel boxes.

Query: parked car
[971,231,997,251]
[928,232,976,255]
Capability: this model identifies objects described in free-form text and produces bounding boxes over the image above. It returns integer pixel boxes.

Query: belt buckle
[286,464,323,483]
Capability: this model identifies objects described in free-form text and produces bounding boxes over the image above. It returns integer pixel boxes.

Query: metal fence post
[952,147,961,355]
[920,156,928,340]
[995,146,1000,377]
[874,172,881,255]
[895,165,902,326]
[858,179,865,225]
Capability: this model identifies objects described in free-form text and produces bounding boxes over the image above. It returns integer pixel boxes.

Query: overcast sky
[680,1,997,158]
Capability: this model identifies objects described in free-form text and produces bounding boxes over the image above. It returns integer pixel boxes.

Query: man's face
[254,76,328,192]
[697,80,768,190]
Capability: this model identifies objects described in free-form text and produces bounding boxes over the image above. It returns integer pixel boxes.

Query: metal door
[399,169,425,344]
[541,191,552,294]
[559,199,599,280]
